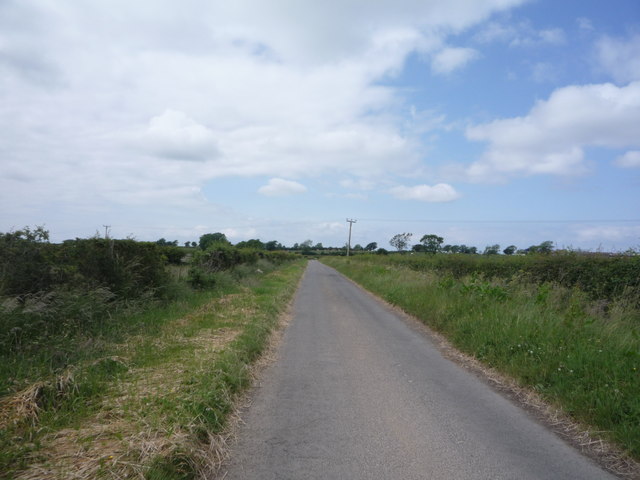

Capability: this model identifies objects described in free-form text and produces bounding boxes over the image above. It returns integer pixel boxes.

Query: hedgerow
[373,252,640,302]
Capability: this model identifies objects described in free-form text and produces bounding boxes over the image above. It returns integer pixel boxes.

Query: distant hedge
[364,253,640,302]
[188,245,298,288]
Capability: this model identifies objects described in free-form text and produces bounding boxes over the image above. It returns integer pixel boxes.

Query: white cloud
[258,178,307,197]
[576,225,640,244]
[431,47,479,74]
[140,110,219,161]
[615,151,640,168]
[474,21,565,47]
[465,81,640,181]
[0,0,531,241]
[389,183,460,202]
[221,227,258,240]
[595,34,640,83]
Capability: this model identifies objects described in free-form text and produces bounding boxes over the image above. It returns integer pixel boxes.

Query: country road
[219,260,614,479]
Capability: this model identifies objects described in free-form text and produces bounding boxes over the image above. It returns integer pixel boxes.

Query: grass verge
[1,259,306,479]
[321,256,640,471]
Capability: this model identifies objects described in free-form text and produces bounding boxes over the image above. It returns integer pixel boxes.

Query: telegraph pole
[103,225,111,239]
[346,218,357,256]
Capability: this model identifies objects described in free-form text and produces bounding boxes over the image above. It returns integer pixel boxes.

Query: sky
[1,0,639,252]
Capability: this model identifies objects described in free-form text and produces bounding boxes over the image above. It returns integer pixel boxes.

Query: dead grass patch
[11,295,245,479]
[0,369,77,430]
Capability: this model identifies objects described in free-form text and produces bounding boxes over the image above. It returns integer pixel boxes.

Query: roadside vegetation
[0,227,304,479]
[321,253,640,463]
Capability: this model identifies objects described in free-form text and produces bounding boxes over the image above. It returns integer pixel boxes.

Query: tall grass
[322,256,640,460]
[370,251,640,302]
[0,256,305,479]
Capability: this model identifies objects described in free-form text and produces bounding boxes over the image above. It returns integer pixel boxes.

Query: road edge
[322,261,640,480]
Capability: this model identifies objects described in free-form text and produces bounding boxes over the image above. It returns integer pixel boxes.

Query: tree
[483,244,500,255]
[364,242,378,251]
[199,232,230,250]
[538,240,554,254]
[313,242,324,250]
[265,240,282,251]
[353,244,363,251]
[420,234,444,254]
[455,244,478,254]
[527,240,554,254]
[503,245,517,255]
[236,239,265,250]
[389,233,412,253]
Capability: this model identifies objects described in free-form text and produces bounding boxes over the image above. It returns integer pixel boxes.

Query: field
[0,231,305,479]
[322,253,640,464]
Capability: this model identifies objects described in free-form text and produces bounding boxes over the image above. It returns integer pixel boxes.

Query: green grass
[362,251,640,302]
[0,259,306,479]
[322,256,640,460]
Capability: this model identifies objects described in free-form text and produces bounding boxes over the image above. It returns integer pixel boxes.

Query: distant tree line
[386,232,556,256]
[167,232,557,258]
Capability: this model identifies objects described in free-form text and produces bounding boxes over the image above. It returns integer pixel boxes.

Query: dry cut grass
[11,288,260,479]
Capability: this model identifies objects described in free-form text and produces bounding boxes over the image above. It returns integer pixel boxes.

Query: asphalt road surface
[219,260,614,479]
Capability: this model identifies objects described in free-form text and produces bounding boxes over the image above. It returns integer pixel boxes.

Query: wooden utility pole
[346,219,357,256]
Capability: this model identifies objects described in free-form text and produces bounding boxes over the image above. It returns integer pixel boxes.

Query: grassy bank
[361,251,640,302]
[321,256,640,462]
[1,259,306,479]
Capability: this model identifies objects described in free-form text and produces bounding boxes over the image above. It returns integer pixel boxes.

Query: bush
[0,227,58,296]
[0,230,174,359]
[160,246,188,265]
[0,231,171,300]
[187,246,298,289]
[58,238,170,298]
